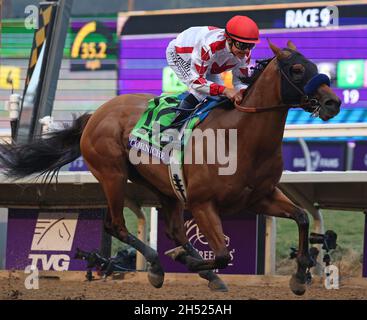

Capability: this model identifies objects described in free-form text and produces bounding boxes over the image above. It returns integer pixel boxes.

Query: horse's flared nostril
[323,98,341,114]
[325,99,337,107]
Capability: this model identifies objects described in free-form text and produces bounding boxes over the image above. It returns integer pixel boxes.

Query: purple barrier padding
[157,212,259,275]
[352,142,367,170]
[6,209,105,271]
[282,142,346,171]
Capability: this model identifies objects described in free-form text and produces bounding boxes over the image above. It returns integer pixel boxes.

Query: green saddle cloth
[129,94,200,163]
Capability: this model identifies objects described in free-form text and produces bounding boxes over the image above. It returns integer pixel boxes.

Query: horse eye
[291,65,305,74]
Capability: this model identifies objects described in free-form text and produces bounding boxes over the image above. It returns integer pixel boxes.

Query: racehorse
[0,40,340,295]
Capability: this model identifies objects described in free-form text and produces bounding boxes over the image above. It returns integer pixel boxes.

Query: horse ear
[287,40,297,51]
[267,38,287,60]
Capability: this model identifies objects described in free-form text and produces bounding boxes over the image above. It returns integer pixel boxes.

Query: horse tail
[0,113,91,181]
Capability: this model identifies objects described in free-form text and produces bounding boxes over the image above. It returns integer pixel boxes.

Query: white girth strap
[168,122,189,203]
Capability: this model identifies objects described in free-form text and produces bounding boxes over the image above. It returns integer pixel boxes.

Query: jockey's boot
[161,94,199,144]
[171,93,199,127]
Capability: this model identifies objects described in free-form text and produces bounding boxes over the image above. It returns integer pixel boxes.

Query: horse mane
[239,58,273,89]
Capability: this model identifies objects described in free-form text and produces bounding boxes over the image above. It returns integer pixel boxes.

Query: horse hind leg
[105,176,164,288]
[86,159,164,288]
[158,199,228,292]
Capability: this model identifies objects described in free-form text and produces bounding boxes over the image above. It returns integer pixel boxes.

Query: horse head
[267,39,341,121]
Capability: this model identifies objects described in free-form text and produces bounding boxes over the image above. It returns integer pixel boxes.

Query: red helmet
[225,15,260,44]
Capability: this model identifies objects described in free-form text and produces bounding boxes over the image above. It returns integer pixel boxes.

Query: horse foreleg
[159,200,228,292]
[181,242,228,292]
[250,187,312,296]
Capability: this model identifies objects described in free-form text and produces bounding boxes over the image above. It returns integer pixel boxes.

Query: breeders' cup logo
[364,153,367,167]
[28,212,79,271]
[184,219,234,266]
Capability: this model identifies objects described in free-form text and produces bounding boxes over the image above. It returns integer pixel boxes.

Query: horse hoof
[289,274,306,296]
[148,269,164,288]
[164,246,186,261]
[208,278,228,292]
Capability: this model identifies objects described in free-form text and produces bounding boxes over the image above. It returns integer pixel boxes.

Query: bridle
[234,50,330,117]
[278,66,322,118]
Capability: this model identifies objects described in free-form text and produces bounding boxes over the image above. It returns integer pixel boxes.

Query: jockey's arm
[188,44,226,97]
[231,60,251,104]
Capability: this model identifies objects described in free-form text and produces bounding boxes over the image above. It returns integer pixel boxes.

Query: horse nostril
[322,98,341,118]
[324,98,341,109]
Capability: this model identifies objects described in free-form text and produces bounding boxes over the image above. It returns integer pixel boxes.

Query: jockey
[166,15,260,125]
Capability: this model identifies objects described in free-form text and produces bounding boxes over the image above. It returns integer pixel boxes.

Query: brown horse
[0,40,340,295]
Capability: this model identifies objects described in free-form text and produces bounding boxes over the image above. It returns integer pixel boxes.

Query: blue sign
[352,142,367,170]
[282,142,346,171]
[69,157,89,171]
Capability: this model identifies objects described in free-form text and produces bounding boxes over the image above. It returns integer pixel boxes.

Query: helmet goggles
[232,40,255,51]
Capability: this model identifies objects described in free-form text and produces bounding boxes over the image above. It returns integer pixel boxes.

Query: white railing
[284,123,367,138]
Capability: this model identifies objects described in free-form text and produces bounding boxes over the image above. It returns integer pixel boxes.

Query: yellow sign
[0,66,21,90]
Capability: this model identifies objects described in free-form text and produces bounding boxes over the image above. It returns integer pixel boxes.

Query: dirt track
[1,271,367,300]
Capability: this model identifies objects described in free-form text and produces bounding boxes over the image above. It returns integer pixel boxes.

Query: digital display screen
[69,17,117,71]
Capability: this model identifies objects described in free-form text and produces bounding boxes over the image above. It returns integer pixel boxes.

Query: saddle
[129,93,230,163]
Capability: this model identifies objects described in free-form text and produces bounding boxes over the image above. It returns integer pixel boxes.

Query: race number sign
[337,60,365,88]
[70,18,116,71]
[0,66,21,90]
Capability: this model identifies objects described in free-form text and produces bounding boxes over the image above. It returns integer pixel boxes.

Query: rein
[234,97,320,114]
